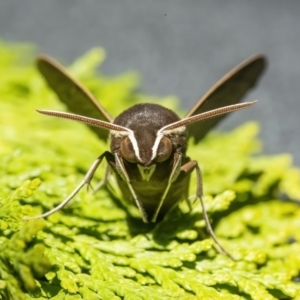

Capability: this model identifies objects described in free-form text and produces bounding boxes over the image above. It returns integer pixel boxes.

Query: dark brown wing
[185,55,267,142]
[37,55,112,141]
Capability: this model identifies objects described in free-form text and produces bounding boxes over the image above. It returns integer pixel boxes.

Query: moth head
[111,104,186,166]
[119,134,173,164]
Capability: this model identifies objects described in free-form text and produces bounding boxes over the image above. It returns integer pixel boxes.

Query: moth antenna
[162,101,257,132]
[36,109,131,133]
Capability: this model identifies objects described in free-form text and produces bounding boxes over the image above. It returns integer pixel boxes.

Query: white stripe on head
[110,128,142,162]
[151,132,164,161]
[151,126,186,161]
[161,126,186,136]
[128,131,142,162]
[110,130,131,138]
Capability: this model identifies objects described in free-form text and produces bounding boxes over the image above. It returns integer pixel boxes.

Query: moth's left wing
[37,55,112,142]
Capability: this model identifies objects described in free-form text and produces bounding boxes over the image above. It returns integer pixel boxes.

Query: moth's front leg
[180,160,233,259]
[113,153,149,223]
[23,151,114,220]
[92,165,112,194]
[151,151,182,223]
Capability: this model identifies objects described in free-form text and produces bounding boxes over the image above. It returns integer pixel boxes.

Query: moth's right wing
[37,55,112,141]
[185,55,267,142]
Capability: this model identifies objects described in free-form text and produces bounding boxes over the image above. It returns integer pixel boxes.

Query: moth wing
[37,55,112,141]
[185,55,267,142]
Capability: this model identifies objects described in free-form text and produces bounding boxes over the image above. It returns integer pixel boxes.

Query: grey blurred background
[1,0,300,164]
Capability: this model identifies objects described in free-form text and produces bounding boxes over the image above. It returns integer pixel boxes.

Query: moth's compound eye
[156,136,172,163]
[120,137,138,163]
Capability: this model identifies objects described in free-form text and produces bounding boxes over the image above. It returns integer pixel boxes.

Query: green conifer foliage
[1,41,300,299]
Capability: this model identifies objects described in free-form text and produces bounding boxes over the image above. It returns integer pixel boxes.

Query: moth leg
[178,161,196,212]
[184,195,194,212]
[182,160,234,259]
[23,151,113,220]
[114,153,148,223]
[151,152,182,223]
[91,165,112,194]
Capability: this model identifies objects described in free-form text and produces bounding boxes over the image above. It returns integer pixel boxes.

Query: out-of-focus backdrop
[1,1,300,164]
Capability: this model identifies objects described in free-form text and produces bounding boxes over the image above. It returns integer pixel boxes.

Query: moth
[25,54,267,257]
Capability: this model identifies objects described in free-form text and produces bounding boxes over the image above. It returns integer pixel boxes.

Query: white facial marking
[110,130,131,138]
[112,124,185,164]
[128,132,142,162]
[151,126,186,162]
[110,129,142,162]
[161,126,186,135]
[151,132,164,161]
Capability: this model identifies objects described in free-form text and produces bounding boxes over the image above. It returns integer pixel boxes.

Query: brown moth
[24,54,267,258]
